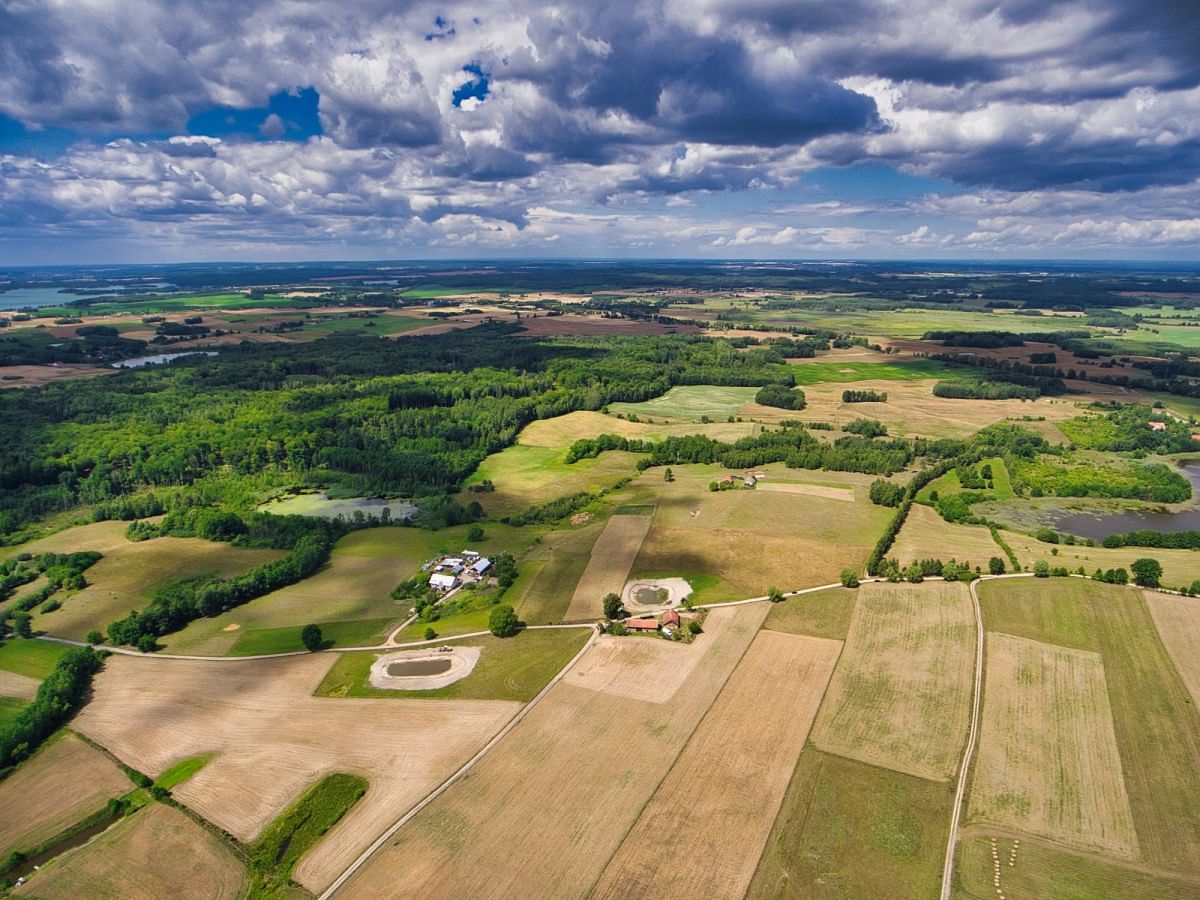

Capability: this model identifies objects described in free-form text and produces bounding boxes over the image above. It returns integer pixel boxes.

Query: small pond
[633,587,668,605]
[386,658,453,677]
[112,351,218,368]
[258,492,418,521]
[1042,460,1200,540]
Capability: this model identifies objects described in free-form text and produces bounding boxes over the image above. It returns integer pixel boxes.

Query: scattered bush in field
[767,585,785,603]
[869,479,903,507]
[301,624,323,652]
[1035,527,1060,543]
[1033,559,1050,577]
[602,592,625,620]
[488,604,519,637]
[989,557,1006,575]
[86,630,103,645]
[465,524,485,542]
[842,389,887,403]
[841,569,860,588]
[424,627,437,641]
[844,418,887,438]
[687,620,702,635]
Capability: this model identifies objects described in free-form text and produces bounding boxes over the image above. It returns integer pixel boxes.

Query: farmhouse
[625,618,659,632]
[429,572,458,592]
[1149,420,1167,431]
[661,609,681,628]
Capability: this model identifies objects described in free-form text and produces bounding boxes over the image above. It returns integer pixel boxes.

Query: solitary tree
[988,556,1006,575]
[602,592,625,620]
[1033,559,1050,578]
[488,604,520,637]
[466,524,485,542]
[86,630,103,645]
[767,585,785,603]
[1130,557,1163,588]
[664,468,674,482]
[424,626,437,641]
[840,569,860,588]
[301,623,323,652]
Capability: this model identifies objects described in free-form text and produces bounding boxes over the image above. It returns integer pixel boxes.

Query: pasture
[762,585,858,640]
[341,604,768,899]
[626,464,890,603]
[968,633,1138,858]
[463,444,641,517]
[508,521,605,624]
[1146,590,1200,706]
[316,628,591,702]
[810,581,975,781]
[14,802,247,900]
[592,631,841,900]
[0,638,72,678]
[161,525,532,655]
[608,385,759,421]
[516,410,760,447]
[750,749,952,899]
[564,512,652,621]
[0,732,133,857]
[979,579,1200,873]
[71,652,520,893]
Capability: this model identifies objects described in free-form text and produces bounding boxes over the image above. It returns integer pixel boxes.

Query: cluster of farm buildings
[424,550,493,592]
[618,608,689,638]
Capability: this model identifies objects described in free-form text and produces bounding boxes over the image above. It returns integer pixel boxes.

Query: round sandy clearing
[623,577,693,612]
[368,646,481,690]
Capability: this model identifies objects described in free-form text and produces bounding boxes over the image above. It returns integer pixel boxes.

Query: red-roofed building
[625,618,659,631]
[1149,421,1167,431]
[661,609,681,627]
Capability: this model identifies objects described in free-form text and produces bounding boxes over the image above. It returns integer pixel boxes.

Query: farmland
[608,385,760,421]
[339,604,768,898]
[592,630,840,900]
[564,512,652,620]
[967,633,1138,858]
[811,581,975,781]
[71,652,520,893]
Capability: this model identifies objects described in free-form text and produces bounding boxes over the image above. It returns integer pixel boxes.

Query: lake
[1044,461,1200,539]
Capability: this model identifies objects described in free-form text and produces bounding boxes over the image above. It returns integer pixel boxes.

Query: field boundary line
[940,574,987,900]
[318,623,601,899]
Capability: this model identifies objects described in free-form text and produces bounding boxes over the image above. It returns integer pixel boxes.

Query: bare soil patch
[565,514,652,621]
[0,364,117,389]
[810,581,974,781]
[515,314,699,336]
[0,732,131,856]
[342,604,768,899]
[72,653,519,893]
[14,802,246,900]
[0,668,40,700]
[592,631,841,900]
[968,633,1138,859]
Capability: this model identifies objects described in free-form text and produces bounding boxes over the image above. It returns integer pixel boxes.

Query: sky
[1,1,1199,264]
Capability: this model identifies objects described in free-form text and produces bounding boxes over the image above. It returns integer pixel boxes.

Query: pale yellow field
[755,481,855,501]
[891,504,1005,570]
[0,521,146,562]
[14,802,246,900]
[592,630,841,900]
[0,732,132,856]
[968,633,1138,859]
[29,534,283,641]
[516,410,761,447]
[740,379,1082,439]
[0,668,39,699]
[810,581,975,781]
[72,653,519,893]
[564,513,652,620]
[1145,590,1200,707]
[341,604,769,899]
[1002,529,1200,588]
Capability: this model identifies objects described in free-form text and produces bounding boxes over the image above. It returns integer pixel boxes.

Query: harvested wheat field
[565,622,729,702]
[341,604,768,899]
[0,731,132,856]
[0,668,39,699]
[564,513,652,620]
[1146,590,1200,707]
[891,504,1006,570]
[755,481,855,501]
[592,630,841,900]
[967,632,1138,858]
[810,581,974,781]
[515,409,760,448]
[15,802,246,900]
[72,653,519,893]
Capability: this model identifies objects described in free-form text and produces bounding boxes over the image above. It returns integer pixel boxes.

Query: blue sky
[0,1,1198,263]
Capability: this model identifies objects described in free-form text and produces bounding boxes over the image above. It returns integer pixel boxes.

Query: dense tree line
[933,380,1040,400]
[0,647,103,771]
[842,389,887,402]
[755,383,805,409]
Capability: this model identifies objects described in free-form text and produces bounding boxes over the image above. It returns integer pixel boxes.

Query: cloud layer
[1,0,1198,260]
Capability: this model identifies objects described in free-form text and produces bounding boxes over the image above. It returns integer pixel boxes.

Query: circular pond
[385,657,454,677]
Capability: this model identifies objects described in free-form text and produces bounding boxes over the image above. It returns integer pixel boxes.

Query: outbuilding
[625,618,659,631]
[470,558,492,576]
[661,609,681,627]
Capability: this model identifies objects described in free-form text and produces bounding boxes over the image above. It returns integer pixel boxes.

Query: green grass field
[284,314,425,340]
[316,627,590,702]
[955,834,1199,899]
[229,616,398,655]
[0,638,71,678]
[763,586,858,640]
[463,444,640,517]
[38,292,313,317]
[978,579,1200,873]
[249,772,367,893]
[608,385,759,421]
[0,696,27,729]
[750,749,952,899]
[154,754,213,791]
[508,522,604,625]
[788,357,959,384]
